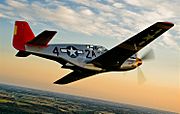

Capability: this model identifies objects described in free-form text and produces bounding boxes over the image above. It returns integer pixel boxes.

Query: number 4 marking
[53,47,59,56]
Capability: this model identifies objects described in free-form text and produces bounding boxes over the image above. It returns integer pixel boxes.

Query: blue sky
[0,0,179,50]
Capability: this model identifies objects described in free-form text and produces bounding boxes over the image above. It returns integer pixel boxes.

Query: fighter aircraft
[12,21,174,84]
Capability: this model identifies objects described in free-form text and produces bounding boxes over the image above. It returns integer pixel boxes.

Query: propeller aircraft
[12,21,174,84]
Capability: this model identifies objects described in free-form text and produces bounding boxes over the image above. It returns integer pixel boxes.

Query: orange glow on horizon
[0,54,180,113]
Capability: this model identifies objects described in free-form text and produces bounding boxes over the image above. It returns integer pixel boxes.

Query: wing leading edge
[90,22,174,68]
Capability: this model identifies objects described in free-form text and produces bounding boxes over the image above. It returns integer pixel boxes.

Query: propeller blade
[141,49,155,61]
[137,67,146,85]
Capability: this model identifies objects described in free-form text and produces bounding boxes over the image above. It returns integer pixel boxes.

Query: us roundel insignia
[60,46,83,58]
[66,46,78,58]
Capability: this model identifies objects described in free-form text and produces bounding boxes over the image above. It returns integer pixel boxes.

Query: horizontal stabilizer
[16,51,30,57]
[27,30,57,46]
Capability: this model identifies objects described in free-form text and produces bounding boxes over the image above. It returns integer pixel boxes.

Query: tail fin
[13,21,35,51]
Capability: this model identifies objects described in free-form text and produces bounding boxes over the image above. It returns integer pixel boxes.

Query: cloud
[0,3,12,10]
[6,0,27,8]
[80,8,94,16]
[0,13,3,17]
[0,0,179,50]
[112,3,124,9]
[162,33,180,50]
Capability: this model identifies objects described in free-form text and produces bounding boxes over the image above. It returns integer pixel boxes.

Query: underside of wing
[54,71,98,84]
[90,22,174,68]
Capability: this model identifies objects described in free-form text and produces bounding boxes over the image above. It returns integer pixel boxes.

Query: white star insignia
[68,47,77,56]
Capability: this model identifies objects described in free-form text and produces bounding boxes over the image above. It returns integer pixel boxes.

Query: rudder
[13,21,35,51]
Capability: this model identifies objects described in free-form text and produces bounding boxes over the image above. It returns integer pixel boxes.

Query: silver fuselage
[25,44,139,72]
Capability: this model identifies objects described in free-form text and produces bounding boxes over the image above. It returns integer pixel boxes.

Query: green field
[0,83,177,114]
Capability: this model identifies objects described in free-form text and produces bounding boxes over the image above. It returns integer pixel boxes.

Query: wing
[27,30,57,46]
[90,22,174,68]
[54,71,98,84]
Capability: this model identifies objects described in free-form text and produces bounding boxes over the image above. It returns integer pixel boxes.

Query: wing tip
[54,80,67,85]
[162,21,174,25]
[159,21,174,26]
[157,21,174,29]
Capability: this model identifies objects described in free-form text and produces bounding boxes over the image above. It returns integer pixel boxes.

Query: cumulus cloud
[0,13,3,17]
[112,3,124,9]
[6,0,27,8]
[163,33,180,50]
[0,0,179,50]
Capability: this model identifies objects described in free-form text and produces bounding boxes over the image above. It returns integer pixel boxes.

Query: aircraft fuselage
[25,44,140,72]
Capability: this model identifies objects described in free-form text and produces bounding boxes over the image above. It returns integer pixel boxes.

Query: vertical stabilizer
[13,21,35,51]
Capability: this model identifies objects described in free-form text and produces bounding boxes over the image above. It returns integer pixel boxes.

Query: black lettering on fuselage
[85,50,91,58]
[92,50,96,58]
[85,50,96,59]
[53,47,59,56]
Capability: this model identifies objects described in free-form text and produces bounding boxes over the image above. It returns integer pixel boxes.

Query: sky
[0,0,180,112]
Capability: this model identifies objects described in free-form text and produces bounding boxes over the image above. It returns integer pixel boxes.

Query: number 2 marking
[85,50,91,58]
[85,50,96,58]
